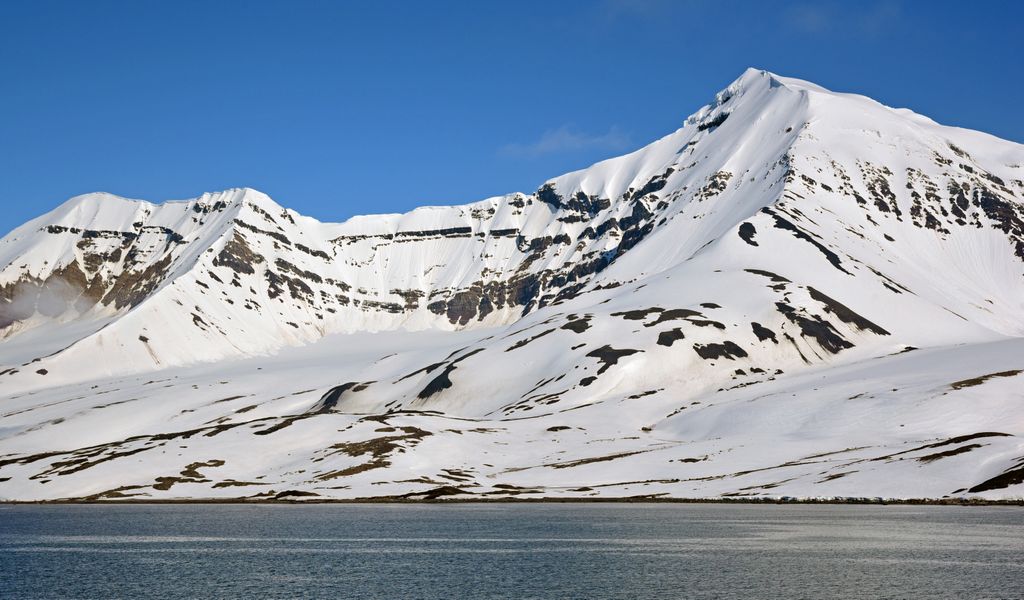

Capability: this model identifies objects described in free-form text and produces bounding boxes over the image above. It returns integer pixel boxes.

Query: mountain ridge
[3,67,1022,382]
[1,69,1023,501]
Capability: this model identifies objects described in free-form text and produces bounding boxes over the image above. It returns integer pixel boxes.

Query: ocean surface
[1,503,1022,599]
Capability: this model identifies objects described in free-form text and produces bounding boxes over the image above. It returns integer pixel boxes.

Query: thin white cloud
[786,3,834,34]
[785,0,901,36]
[600,0,671,18]
[858,0,902,35]
[592,0,702,26]
[499,125,631,158]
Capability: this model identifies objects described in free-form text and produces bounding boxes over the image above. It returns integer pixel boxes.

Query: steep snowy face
[1,69,1023,387]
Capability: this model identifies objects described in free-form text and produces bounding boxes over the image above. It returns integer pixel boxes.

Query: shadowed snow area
[1,69,1023,501]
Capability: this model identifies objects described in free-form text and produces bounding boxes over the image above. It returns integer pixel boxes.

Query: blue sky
[1,0,1022,234]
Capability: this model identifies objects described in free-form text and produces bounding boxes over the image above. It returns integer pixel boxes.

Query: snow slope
[1,69,1023,501]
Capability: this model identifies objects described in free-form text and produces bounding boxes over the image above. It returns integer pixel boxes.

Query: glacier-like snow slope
[1,69,1022,501]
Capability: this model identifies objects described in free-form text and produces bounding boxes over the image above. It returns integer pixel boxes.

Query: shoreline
[3,496,1022,506]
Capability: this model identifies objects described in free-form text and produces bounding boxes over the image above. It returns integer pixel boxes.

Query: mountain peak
[48,191,150,222]
[722,67,775,96]
[49,187,276,219]
[731,67,838,91]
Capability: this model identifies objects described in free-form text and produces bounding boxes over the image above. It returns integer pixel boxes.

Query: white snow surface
[1,69,1023,501]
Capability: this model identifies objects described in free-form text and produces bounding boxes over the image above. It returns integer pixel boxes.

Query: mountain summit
[2,70,1023,501]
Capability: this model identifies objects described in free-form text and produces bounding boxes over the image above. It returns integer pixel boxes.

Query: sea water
[1,503,1022,599]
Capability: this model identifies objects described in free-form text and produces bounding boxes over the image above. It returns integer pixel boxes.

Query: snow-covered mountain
[2,69,1023,501]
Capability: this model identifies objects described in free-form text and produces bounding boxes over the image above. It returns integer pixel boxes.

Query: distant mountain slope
[1,69,1022,501]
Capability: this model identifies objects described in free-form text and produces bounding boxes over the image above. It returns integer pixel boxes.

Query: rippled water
[1,503,1022,599]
